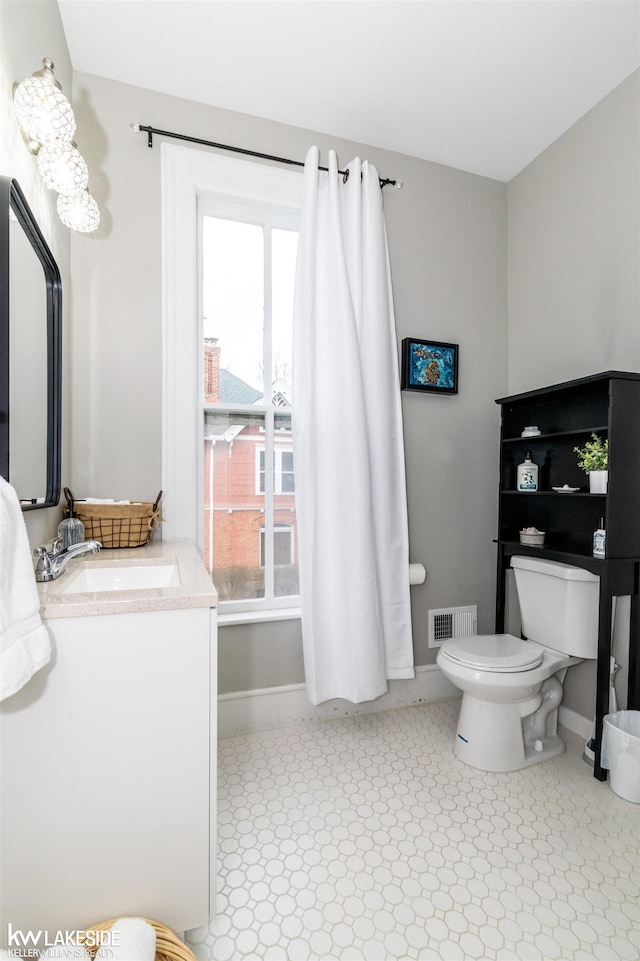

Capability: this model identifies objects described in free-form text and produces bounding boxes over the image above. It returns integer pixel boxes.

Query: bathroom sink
[58,562,180,594]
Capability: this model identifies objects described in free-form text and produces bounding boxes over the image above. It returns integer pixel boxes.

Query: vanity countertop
[38,541,218,619]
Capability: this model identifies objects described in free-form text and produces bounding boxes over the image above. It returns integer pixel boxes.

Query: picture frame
[401,338,459,395]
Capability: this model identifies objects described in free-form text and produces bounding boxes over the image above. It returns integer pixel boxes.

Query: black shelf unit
[495,371,640,781]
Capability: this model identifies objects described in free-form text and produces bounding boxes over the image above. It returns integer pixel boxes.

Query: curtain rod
[132,124,402,189]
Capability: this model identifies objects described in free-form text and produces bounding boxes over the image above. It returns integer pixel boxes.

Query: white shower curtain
[293,146,414,706]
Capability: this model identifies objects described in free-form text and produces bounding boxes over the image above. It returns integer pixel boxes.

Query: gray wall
[68,72,507,691]
[0,0,72,549]
[508,71,640,391]
[507,71,640,716]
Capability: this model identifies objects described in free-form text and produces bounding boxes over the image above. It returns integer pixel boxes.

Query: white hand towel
[0,476,51,701]
[95,918,156,961]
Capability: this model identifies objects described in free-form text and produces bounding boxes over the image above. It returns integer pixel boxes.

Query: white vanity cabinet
[0,545,217,937]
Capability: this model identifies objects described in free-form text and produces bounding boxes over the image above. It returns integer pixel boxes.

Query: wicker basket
[79,918,196,961]
[64,488,163,549]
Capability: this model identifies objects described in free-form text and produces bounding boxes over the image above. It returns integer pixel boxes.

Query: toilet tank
[511,556,600,658]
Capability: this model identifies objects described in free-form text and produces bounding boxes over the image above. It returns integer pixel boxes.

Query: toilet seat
[440,633,545,673]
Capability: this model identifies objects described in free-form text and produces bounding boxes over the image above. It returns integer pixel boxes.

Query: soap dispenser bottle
[58,496,85,549]
[593,518,606,558]
[517,450,538,491]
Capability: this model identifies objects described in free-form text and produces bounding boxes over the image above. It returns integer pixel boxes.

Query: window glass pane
[204,410,266,601]
[200,210,299,610]
[280,450,295,493]
[202,217,265,402]
[274,525,293,565]
[273,521,298,596]
[271,228,297,406]
[272,413,298,596]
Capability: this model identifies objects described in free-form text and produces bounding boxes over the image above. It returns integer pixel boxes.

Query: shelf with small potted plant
[574,432,608,494]
[494,371,640,785]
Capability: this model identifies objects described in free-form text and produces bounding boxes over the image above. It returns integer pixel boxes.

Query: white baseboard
[218,665,459,739]
[218,670,593,743]
[558,705,593,740]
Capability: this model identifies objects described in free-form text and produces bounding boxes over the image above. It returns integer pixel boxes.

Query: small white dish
[521,428,541,437]
[520,529,545,545]
[552,485,580,493]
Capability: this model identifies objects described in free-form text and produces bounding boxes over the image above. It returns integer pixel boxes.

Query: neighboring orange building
[203,339,298,601]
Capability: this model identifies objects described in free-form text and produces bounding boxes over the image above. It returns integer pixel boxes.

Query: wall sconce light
[13,58,100,233]
[37,140,89,194]
[57,191,100,233]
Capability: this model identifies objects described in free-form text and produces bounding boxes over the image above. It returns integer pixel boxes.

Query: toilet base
[453,695,566,772]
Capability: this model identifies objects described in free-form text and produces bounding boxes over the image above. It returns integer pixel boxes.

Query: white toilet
[436,556,600,772]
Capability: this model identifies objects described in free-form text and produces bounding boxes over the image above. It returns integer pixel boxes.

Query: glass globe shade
[37,141,89,195]
[14,76,76,145]
[57,191,100,233]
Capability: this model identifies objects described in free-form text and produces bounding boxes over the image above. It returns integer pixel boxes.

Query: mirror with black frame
[0,176,62,510]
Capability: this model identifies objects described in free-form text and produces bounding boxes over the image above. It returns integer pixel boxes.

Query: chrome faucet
[33,540,102,582]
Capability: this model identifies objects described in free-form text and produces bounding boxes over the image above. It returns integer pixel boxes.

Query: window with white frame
[256,447,296,495]
[200,195,299,610]
[161,146,303,618]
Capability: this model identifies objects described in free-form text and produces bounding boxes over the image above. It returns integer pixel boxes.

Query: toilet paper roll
[409,562,426,586]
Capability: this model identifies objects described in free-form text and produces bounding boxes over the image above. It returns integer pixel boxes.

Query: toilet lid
[441,634,545,673]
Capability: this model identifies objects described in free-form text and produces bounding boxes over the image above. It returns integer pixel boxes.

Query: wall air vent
[428,605,477,648]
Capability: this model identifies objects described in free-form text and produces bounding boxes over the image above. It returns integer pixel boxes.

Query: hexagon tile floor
[187,698,639,961]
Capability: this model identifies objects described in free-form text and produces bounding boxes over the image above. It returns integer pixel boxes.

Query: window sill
[218,607,301,627]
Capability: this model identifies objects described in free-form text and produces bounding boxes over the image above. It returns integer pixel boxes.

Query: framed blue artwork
[401,338,459,394]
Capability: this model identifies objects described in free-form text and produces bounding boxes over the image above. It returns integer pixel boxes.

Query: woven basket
[79,918,197,961]
[64,488,163,549]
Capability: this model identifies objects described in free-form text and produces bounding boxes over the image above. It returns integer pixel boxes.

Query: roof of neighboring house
[204,423,244,442]
[219,369,263,405]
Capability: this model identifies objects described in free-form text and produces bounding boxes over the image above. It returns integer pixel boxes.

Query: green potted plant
[574,433,608,493]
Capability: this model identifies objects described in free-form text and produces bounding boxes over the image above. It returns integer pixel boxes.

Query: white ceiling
[57,0,640,181]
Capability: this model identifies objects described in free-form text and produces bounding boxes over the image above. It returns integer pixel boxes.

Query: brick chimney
[204,338,221,402]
